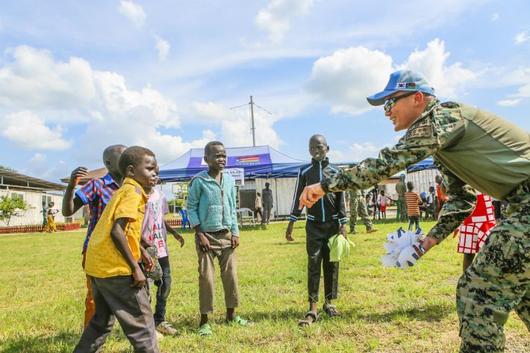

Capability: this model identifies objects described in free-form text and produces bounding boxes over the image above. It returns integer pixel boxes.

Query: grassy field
[0,221,528,353]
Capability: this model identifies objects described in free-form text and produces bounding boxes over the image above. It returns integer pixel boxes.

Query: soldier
[298,69,530,353]
[348,190,377,234]
[261,182,274,225]
[395,174,407,221]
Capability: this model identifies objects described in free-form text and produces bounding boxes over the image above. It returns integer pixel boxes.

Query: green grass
[0,222,528,353]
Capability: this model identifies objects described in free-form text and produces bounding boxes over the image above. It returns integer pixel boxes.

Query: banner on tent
[226,168,245,186]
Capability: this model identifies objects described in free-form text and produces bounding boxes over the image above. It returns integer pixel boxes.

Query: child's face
[309,137,329,161]
[129,154,158,190]
[204,144,226,172]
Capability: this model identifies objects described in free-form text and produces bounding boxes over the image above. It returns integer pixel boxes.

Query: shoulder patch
[440,101,460,108]
[406,117,434,140]
[134,187,143,195]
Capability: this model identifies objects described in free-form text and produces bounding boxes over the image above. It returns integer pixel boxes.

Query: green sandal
[198,323,212,336]
[228,315,248,326]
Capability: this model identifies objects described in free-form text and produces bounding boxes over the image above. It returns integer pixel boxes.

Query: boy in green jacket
[187,141,247,336]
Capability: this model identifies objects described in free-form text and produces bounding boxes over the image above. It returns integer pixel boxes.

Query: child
[73,146,159,353]
[62,144,126,328]
[187,141,247,336]
[285,134,347,326]
[45,201,59,232]
[254,192,263,223]
[40,201,48,232]
[141,168,185,336]
[377,190,392,220]
[456,193,496,272]
[405,181,422,231]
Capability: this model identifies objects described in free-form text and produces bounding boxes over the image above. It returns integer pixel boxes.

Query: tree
[0,196,29,226]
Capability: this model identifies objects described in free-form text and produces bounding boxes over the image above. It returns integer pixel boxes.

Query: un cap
[366,70,435,106]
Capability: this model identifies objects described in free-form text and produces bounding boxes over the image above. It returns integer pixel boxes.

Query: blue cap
[366,70,435,106]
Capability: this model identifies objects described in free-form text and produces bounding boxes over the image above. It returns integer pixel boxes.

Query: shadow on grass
[349,302,454,323]
[1,331,79,353]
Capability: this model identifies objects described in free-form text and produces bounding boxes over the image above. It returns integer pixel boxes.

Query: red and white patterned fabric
[457,194,496,254]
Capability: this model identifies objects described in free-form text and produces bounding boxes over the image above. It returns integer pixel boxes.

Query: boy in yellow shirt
[73,146,160,353]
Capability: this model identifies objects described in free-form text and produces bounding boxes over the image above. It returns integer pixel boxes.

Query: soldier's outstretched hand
[299,182,326,209]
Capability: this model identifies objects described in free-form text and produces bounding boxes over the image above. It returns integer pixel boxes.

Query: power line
[229,96,273,147]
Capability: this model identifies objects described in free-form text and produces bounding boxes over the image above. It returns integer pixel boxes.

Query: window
[11,192,24,201]
[42,195,52,207]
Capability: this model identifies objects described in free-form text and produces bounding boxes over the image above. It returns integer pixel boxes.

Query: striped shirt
[76,173,120,253]
[405,191,421,216]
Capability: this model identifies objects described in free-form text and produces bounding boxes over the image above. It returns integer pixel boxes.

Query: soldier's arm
[426,164,476,243]
[321,135,438,193]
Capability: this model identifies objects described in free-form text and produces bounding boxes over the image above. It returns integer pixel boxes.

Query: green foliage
[0,222,527,352]
[0,165,17,172]
[0,195,28,226]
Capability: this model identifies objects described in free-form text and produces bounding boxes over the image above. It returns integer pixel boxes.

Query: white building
[0,169,66,226]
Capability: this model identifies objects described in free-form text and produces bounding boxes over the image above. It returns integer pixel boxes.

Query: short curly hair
[119,146,155,177]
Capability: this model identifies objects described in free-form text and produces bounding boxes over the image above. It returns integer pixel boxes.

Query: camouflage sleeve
[427,162,476,242]
[321,126,439,193]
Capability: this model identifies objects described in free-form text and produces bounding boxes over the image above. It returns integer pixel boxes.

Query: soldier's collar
[408,98,440,127]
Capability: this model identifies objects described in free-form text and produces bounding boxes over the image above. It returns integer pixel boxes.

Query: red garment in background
[456,194,496,254]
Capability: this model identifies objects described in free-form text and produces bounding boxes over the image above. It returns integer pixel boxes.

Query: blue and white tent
[406,157,436,173]
[160,145,306,182]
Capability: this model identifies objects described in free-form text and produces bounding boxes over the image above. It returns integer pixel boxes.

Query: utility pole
[230,96,272,147]
[249,96,256,147]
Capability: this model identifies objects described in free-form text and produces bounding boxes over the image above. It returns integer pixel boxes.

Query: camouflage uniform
[321,99,530,353]
[348,190,373,233]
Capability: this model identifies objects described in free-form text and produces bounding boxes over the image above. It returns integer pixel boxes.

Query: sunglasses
[384,91,417,113]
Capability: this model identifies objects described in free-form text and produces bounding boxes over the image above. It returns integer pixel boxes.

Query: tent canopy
[407,157,436,173]
[160,145,307,182]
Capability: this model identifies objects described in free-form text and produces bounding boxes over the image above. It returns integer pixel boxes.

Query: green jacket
[321,99,530,242]
[187,170,239,236]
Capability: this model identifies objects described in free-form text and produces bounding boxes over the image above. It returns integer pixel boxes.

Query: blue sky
[1,0,529,182]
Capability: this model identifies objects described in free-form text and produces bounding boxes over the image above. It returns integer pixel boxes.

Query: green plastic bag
[328,234,355,262]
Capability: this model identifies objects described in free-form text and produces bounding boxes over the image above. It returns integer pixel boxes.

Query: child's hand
[174,233,185,247]
[132,267,147,288]
[197,232,211,252]
[231,235,239,249]
[140,249,154,272]
[69,166,88,186]
[339,224,347,238]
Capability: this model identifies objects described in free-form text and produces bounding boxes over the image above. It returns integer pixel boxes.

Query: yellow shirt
[85,177,147,278]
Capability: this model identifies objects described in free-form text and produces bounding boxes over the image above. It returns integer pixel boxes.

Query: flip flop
[228,315,249,326]
[298,311,318,327]
[323,304,340,318]
[198,323,212,336]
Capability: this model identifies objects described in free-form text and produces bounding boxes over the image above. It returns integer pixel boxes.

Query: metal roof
[60,167,107,186]
[0,169,66,191]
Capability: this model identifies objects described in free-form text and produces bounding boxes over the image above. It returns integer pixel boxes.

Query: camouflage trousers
[349,195,373,232]
[456,180,530,353]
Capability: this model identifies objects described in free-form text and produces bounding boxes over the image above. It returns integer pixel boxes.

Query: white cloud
[497,98,522,107]
[308,39,477,115]
[192,101,282,148]
[491,13,499,22]
[1,111,71,150]
[0,46,95,112]
[514,31,530,45]
[255,0,314,43]
[0,45,218,164]
[495,67,530,107]
[118,0,146,27]
[401,39,477,98]
[307,46,393,115]
[155,36,170,61]
[328,142,385,163]
[24,153,67,182]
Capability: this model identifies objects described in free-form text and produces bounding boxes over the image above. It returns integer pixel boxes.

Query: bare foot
[285,234,294,242]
